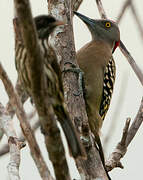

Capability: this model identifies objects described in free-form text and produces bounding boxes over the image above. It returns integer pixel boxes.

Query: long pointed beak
[74,11,94,27]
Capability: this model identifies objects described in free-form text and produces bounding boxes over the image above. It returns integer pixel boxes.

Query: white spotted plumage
[99,57,116,120]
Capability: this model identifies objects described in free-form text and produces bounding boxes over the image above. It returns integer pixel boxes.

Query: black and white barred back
[99,57,116,120]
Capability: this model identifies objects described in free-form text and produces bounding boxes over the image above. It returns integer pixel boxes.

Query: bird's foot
[62,61,84,96]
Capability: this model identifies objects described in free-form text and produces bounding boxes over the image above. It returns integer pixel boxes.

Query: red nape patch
[112,41,120,53]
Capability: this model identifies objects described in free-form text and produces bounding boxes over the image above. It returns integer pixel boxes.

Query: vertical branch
[48,0,109,179]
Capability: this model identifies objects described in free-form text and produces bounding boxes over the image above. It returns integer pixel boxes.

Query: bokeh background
[0,0,143,179]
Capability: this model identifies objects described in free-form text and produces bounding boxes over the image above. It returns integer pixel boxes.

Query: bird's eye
[105,22,111,28]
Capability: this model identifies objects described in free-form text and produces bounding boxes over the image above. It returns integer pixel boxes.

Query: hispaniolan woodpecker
[15,15,85,158]
[74,11,120,168]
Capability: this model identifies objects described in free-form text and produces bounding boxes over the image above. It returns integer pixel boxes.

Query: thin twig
[95,0,107,19]
[0,62,52,180]
[0,117,40,156]
[126,97,143,146]
[0,103,24,180]
[0,80,31,156]
[106,97,143,171]
[130,1,143,42]
[116,0,132,24]
[120,118,131,146]
[106,118,131,171]
[119,41,143,86]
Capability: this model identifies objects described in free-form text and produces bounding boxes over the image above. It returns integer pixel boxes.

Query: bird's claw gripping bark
[73,69,84,96]
[62,62,84,96]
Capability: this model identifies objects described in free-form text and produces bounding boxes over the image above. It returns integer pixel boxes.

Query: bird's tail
[95,134,111,180]
[54,104,86,159]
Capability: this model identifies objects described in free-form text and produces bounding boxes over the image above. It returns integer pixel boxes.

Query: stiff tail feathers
[95,134,111,180]
[54,104,86,159]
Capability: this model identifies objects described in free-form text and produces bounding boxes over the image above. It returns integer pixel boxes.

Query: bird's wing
[99,57,116,120]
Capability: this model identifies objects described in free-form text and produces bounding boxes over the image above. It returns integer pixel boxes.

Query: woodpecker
[74,11,120,171]
[15,15,85,158]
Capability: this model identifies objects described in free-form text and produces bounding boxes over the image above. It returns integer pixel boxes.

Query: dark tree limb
[14,0,72,179]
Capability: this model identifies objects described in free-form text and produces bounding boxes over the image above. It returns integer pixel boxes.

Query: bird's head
[74,11,120,53]
[34,15,64,39]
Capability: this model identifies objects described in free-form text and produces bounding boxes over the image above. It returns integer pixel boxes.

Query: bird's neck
[92,35,115,53]
[80,39,112,63]
[77,40,112,73]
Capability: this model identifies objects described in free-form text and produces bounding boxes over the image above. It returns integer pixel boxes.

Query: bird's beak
[74,11,94,27]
